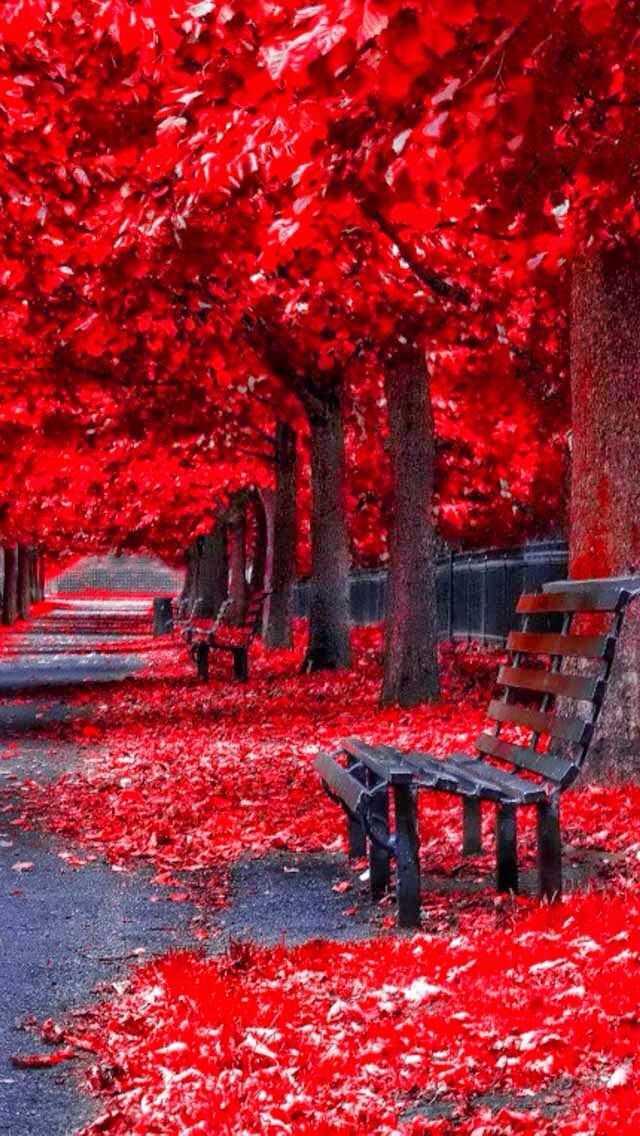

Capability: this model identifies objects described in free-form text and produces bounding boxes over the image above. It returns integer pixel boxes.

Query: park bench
[187,590,269,682]
[315,580,637,927]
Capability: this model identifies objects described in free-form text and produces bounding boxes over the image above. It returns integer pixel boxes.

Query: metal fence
[293,540,569,644]
[41,543,569,642]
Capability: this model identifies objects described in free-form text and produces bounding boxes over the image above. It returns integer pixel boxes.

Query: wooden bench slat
[517,589,628,614]
[341,738,415,783]
[397,750,546,803]
[315,752,367,816]
[245,603,264,620]
[487,699,592,744]
[445,755,547,804]
[497,665,604,703]
[382,749,473,794]
[475,732,577,785]
[507,630,614,660]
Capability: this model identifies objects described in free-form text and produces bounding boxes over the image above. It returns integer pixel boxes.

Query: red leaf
[11,1048,77,1068]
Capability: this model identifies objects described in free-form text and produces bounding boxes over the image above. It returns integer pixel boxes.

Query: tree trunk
[264,422,297,648]
[38,553,46,601]
[17,543,31,621]
[570,246,640,777]
[2,546,18,626]
[381,346,439,706]
[179,544,200,617]
[228,505,248,624]
[198,528,228,617]
[248,493,268,596]
[303,389,351,671]
[29,547,39,603]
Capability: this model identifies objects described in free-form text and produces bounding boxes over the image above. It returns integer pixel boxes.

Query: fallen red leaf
[11,1047,77,1068]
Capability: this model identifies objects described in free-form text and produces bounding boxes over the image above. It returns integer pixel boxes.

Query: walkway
[0,599,202,1136]
[0,597,369,1135]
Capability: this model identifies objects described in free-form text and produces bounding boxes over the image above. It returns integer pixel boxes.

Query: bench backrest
[475,583,635,788]
[243,589,270,638]
[215,590,270,644]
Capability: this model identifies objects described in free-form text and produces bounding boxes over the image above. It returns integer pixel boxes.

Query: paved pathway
[0,597,379,1136]
[0,600,203,1136]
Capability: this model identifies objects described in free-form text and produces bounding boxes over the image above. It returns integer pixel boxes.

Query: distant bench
[183,591,270,682]
[316,580,637,926]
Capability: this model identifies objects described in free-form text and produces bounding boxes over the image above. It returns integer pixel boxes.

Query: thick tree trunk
[248,493,268,596]
[228,505,248,624]
[264,422,297,649]
[38,553,46,601]
[17,543,31,621]
[260,488,276,633]
[381,346,439,706]
[179,545,197,616]
[2,546,18,626]
[29,547,39,603]
[198,528,228,617]
[303,390,351,671]
[570,247,640,777]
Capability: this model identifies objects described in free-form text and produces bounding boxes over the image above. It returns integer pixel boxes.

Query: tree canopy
[0,0,632,559]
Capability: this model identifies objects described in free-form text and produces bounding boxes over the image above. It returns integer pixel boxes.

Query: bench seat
[340,738,548,803]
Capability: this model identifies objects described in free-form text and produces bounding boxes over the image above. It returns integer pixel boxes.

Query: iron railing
[293,541,569,644]
[32,542,569,644]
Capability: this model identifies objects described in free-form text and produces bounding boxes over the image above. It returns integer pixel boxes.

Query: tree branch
[241,315,330,419]
[251,425,277,447]
[360,198,472,306]
[234,445,277,464]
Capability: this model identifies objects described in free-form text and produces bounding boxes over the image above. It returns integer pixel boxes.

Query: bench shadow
[210,852,381,948]
[421,843,617,899]
[209,845,620,951]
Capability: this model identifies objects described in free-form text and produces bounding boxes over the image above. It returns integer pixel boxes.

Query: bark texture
[264,422,297,649]
[382,347,440,706]
[37,552,46,601]
[227,504,248,624]
[303,390,351,671]
[248,491,268,595]
[570,247,640,777]
[180,545,197,615]
[198,529,228,617]
[29,547,39,603]
[2,546,18,626]
[17,543,31,621]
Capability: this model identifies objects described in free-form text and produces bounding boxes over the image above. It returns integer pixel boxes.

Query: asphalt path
[0,598,379,1136]
[0,601,203,1136]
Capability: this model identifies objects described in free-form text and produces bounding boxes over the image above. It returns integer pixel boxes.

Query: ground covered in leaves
[8,622,640,1135]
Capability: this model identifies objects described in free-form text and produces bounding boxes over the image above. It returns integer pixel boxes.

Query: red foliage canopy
[0,0,634,556]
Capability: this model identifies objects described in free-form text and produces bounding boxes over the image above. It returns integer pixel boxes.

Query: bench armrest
[341,738,415,783]
[315,752,368,817]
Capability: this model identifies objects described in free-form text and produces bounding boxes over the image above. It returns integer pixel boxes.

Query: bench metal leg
[394,785,420,928]
[537,796,562,901]
[346,756,367,858]
[496,803,518,893]
[462,798,482,855]
[367,775,390,900]
[195,642,209,683]
[232,647,249,682]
